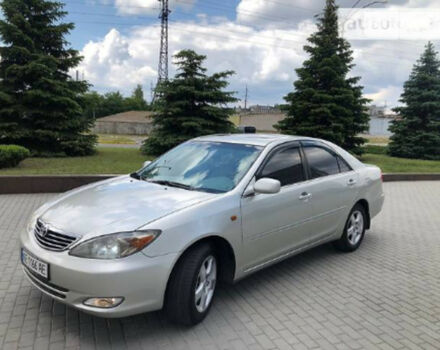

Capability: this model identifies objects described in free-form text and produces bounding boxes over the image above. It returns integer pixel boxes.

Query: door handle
[299,192,312,201]
[347,178,357,186]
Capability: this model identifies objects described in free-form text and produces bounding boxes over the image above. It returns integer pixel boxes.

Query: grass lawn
[0,147,152,175]
[0,146,439,175]
[361,135,390,145]
[361,154,440,173]
[97,134,143,145]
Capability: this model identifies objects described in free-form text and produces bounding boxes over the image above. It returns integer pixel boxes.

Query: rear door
[300,141,359,243]
[241,142,316,270]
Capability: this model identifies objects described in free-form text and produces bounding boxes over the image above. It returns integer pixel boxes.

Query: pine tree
[0,0,96,156]
[389,42,440,160]
[276,0,369,155]
[142,50,237,155]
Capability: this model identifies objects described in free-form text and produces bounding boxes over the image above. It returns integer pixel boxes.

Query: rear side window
[259,146,305,186]
[303,146,340,179]
[337,156,352,173]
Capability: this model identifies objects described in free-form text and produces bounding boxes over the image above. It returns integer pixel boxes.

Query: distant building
[367,105,399,136]
[368,104,386,118]
[93,111,153,135]
[248,105,280,113]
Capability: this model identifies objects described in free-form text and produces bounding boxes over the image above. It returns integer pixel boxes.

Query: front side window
[138,141,262,193]
[259,146,305,186]
[303,145,340,179]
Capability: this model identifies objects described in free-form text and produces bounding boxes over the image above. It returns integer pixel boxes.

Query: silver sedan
[20,134,384,325]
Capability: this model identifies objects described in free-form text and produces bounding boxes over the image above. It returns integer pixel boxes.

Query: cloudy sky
[59,0,440,108]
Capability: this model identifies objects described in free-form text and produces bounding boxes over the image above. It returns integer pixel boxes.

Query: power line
[73,18,421,64]
[70,7,424,62]
[68,1,427,58]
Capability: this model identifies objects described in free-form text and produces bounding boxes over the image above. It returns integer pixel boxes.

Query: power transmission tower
[153,0,171,102]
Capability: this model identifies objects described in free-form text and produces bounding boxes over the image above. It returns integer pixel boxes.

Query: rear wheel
[333,204,366,252]
[165,243,217,326]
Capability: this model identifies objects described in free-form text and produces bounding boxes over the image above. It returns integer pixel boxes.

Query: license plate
[21,249,49,280]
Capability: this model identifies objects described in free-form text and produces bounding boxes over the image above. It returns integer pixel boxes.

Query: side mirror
[143,160,152,168]
[253,178,281,194]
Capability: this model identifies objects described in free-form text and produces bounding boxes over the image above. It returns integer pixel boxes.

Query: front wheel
[165,243,217,326]
[333,204,367,252]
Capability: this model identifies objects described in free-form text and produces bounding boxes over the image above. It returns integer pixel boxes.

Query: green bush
[0,145,30,168]
[363,145,388,155]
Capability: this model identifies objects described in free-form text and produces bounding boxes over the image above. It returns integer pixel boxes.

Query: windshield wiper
[147,180,194,191]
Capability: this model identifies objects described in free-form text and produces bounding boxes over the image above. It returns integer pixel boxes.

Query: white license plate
[21,249,49,280]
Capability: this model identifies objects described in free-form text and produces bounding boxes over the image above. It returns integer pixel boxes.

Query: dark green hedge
[0,145,30,168]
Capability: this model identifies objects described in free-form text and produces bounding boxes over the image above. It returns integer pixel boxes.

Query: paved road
[0,182,439,350]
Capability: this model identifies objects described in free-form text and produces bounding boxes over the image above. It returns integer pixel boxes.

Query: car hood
[39,176,215,238]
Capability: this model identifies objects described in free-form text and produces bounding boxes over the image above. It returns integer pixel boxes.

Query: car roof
[193,133,309,147]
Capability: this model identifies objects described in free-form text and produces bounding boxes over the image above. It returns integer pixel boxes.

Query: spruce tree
[276,0,369,155]
[389,42,440,160]
[0,0,96,156]
[142,50,237,155]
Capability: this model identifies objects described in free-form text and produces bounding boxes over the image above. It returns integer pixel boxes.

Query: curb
[0,173,439,194]
[382,173,440,182]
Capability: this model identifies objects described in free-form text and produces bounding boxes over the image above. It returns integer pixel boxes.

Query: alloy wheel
[347,210,364,245]
[194,255,217,313]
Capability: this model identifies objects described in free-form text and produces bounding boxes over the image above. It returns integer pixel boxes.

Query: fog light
[83,297,124,308]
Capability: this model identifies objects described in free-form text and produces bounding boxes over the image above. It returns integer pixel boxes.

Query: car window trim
[255,141,307,187]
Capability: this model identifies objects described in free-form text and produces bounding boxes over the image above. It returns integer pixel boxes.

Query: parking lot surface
[0,182,439,350]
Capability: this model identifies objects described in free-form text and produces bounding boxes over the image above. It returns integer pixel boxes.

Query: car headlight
[69,230,161,259]
[26,214,38,233]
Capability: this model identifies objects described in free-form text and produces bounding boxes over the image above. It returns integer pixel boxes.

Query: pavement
[0,182,439,350]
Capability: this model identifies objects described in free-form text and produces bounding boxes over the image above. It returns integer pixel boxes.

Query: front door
[240,143,315,270]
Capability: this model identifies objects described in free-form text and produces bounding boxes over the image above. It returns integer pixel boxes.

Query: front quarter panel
[140,192,243,266]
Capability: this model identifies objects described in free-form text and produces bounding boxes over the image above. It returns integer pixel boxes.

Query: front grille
[34,219,79,251]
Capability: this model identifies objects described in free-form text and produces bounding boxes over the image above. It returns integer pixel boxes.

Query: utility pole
[244,85,248,110]
[150,82,154,102]
[153,0,171,102]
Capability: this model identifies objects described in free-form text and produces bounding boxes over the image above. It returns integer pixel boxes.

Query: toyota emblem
[40,223,49,237]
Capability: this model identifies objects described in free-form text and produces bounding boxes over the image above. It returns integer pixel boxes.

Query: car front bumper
[20,229,178,318]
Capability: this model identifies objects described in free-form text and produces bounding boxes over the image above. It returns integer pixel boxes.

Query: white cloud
[365,86,403,108]
[77,20,311,103]
[236,0,323,28]
[78,29,157,90]
[77,0,440,106]
[113,0,196,16]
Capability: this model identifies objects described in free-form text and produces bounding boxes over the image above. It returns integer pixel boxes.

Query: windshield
[138,141,262,193]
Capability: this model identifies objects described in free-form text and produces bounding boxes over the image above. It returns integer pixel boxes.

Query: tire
[333,203,367,252]
[165,243,217,326]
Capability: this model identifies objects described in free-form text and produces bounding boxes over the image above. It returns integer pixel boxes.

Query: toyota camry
[20,134,384,325]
